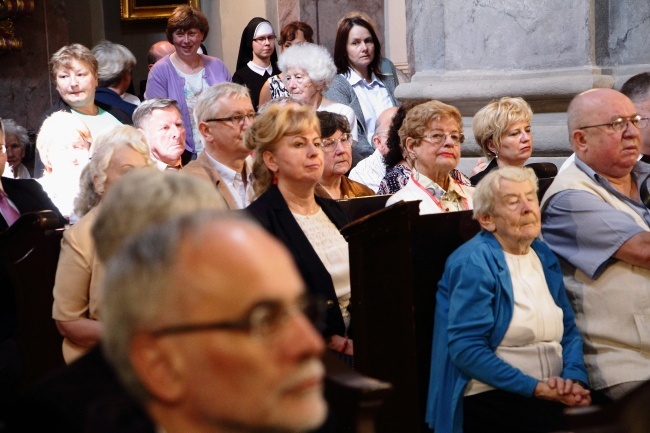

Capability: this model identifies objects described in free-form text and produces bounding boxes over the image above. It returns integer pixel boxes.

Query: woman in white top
[385,100,474,214]
[245,104,353,361]
[426,167,591,433]
[324,12,399,157]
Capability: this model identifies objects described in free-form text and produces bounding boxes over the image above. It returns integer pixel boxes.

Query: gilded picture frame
[120,0,200,20]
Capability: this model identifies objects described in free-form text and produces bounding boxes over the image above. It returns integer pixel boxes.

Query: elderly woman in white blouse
[426,167,591,433]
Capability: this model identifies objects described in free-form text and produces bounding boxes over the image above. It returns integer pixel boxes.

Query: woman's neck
[278,180,319,214]
[419,168,450,191]
[318,175,342,199]
[496,158,524,169]
[309,93,323,110]
[351,65,371,82]
[172,52,201,72]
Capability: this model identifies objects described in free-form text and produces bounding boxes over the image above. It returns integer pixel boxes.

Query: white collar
[205,151,253,183]
[346,68,383,88]
[247,60,273,76]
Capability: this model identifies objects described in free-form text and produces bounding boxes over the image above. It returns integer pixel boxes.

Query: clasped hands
[534,377,591,407]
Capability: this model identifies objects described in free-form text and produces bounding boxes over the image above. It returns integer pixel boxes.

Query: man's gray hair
[132,98,180,128]
[193,82,251,127]
[92,40,137,88]
[92,169,228,263]
[102,210,240,403]
[1,119,29,150]
[277,43,337,92]
[472,166,538,220]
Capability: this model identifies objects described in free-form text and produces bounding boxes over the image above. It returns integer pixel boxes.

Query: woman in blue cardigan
[426,167,591,433]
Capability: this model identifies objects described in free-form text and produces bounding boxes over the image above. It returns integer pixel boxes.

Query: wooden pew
[341,201,481,433]
[0,210,65,390]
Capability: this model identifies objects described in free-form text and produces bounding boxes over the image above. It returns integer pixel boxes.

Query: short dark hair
[620,72,650,103]
[317,111,350,138]
[165,5,209,43]
[333,15,382,77]
[279,21,314,46]
[383,103,417,169]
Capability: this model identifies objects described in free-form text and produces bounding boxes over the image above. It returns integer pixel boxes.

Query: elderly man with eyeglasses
[99,211,327,433]
[184,83,257,209]
[541,88,650,400]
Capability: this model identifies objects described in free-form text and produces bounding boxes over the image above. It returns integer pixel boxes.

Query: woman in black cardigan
[246,103,353,358]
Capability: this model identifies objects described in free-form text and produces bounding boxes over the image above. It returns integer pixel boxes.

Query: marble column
[399,0,650,166]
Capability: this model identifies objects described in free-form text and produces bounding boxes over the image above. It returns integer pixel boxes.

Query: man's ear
[198,122,212,142]
[129,333,186,404]
[477,213,496,233]
[572,129,588,153]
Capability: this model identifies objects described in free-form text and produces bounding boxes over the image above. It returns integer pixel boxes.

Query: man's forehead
[214,95,253,113]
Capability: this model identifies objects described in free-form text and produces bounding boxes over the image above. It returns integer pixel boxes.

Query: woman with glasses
[315,112,374,199]
[470,97,535,185]
[386,100,475,215]
[246,104,354,361]
[145,5,231,162]
[233,17,280,111]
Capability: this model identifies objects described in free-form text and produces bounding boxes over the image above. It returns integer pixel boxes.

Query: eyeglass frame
[149,295,326,340]
[253,35,277,44]
[414,132,465,146]
[205,113,258,127]
[321,133,353,152]
[578,114,649,132]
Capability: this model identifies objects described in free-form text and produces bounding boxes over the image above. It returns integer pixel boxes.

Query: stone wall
[0,0,68,130]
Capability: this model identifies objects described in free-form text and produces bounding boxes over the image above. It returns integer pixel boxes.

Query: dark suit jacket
[5,345,155,433]
[0,177,64,231]
[246,185,350,338]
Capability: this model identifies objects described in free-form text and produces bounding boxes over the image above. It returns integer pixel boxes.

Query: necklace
[175,54,202,72]
[288,203,321,216]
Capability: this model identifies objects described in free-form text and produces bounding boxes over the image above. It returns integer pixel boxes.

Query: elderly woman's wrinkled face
[172,28,204,58]
[55,59,98,110]
[408,117,462,180]
[285,67,322,105]
[492,121,533,167]
[4,133,25,170]
[481,179,541,254]
[49,127,91,174]
[321,129,352,180]
[101,146,150,194]
[263,128,323,186]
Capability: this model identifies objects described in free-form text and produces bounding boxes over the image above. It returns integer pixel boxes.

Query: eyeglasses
[416,133,465,145]
[150,295,326,340]
[578,115,649,132]
[205,113,257,127]
[253,35,276,44]
[321,133,352,152]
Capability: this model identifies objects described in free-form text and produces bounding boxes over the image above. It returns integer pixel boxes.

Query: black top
[94,87,138,117]
[233,64,280,111]
[246,185,350,338]
[469,158,498,186]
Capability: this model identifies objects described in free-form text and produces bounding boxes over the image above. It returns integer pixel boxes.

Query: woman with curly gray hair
[278,42,359,145]
[1,118,30,179]
[52,125,153,364]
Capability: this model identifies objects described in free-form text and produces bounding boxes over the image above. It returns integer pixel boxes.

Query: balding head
[147,41,175,69]
[373,106,398,156]
[621,73,650,155]
[567,88,641,179]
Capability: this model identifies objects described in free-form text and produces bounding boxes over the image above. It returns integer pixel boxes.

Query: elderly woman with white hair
[92,40,139,116]
[426,166,591,433]
[1,119,30,179]
[36,111,93,221]
[278,42,359,146]
[52,125,153,363]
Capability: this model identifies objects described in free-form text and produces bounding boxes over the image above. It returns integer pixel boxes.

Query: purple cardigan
[145,54,232,153]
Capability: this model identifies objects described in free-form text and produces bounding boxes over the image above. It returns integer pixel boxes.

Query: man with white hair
[349,106,397,192]
[92,40,139,117]
[133,98,186,170]
[102,212,328,433]
[185,82,256,208]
